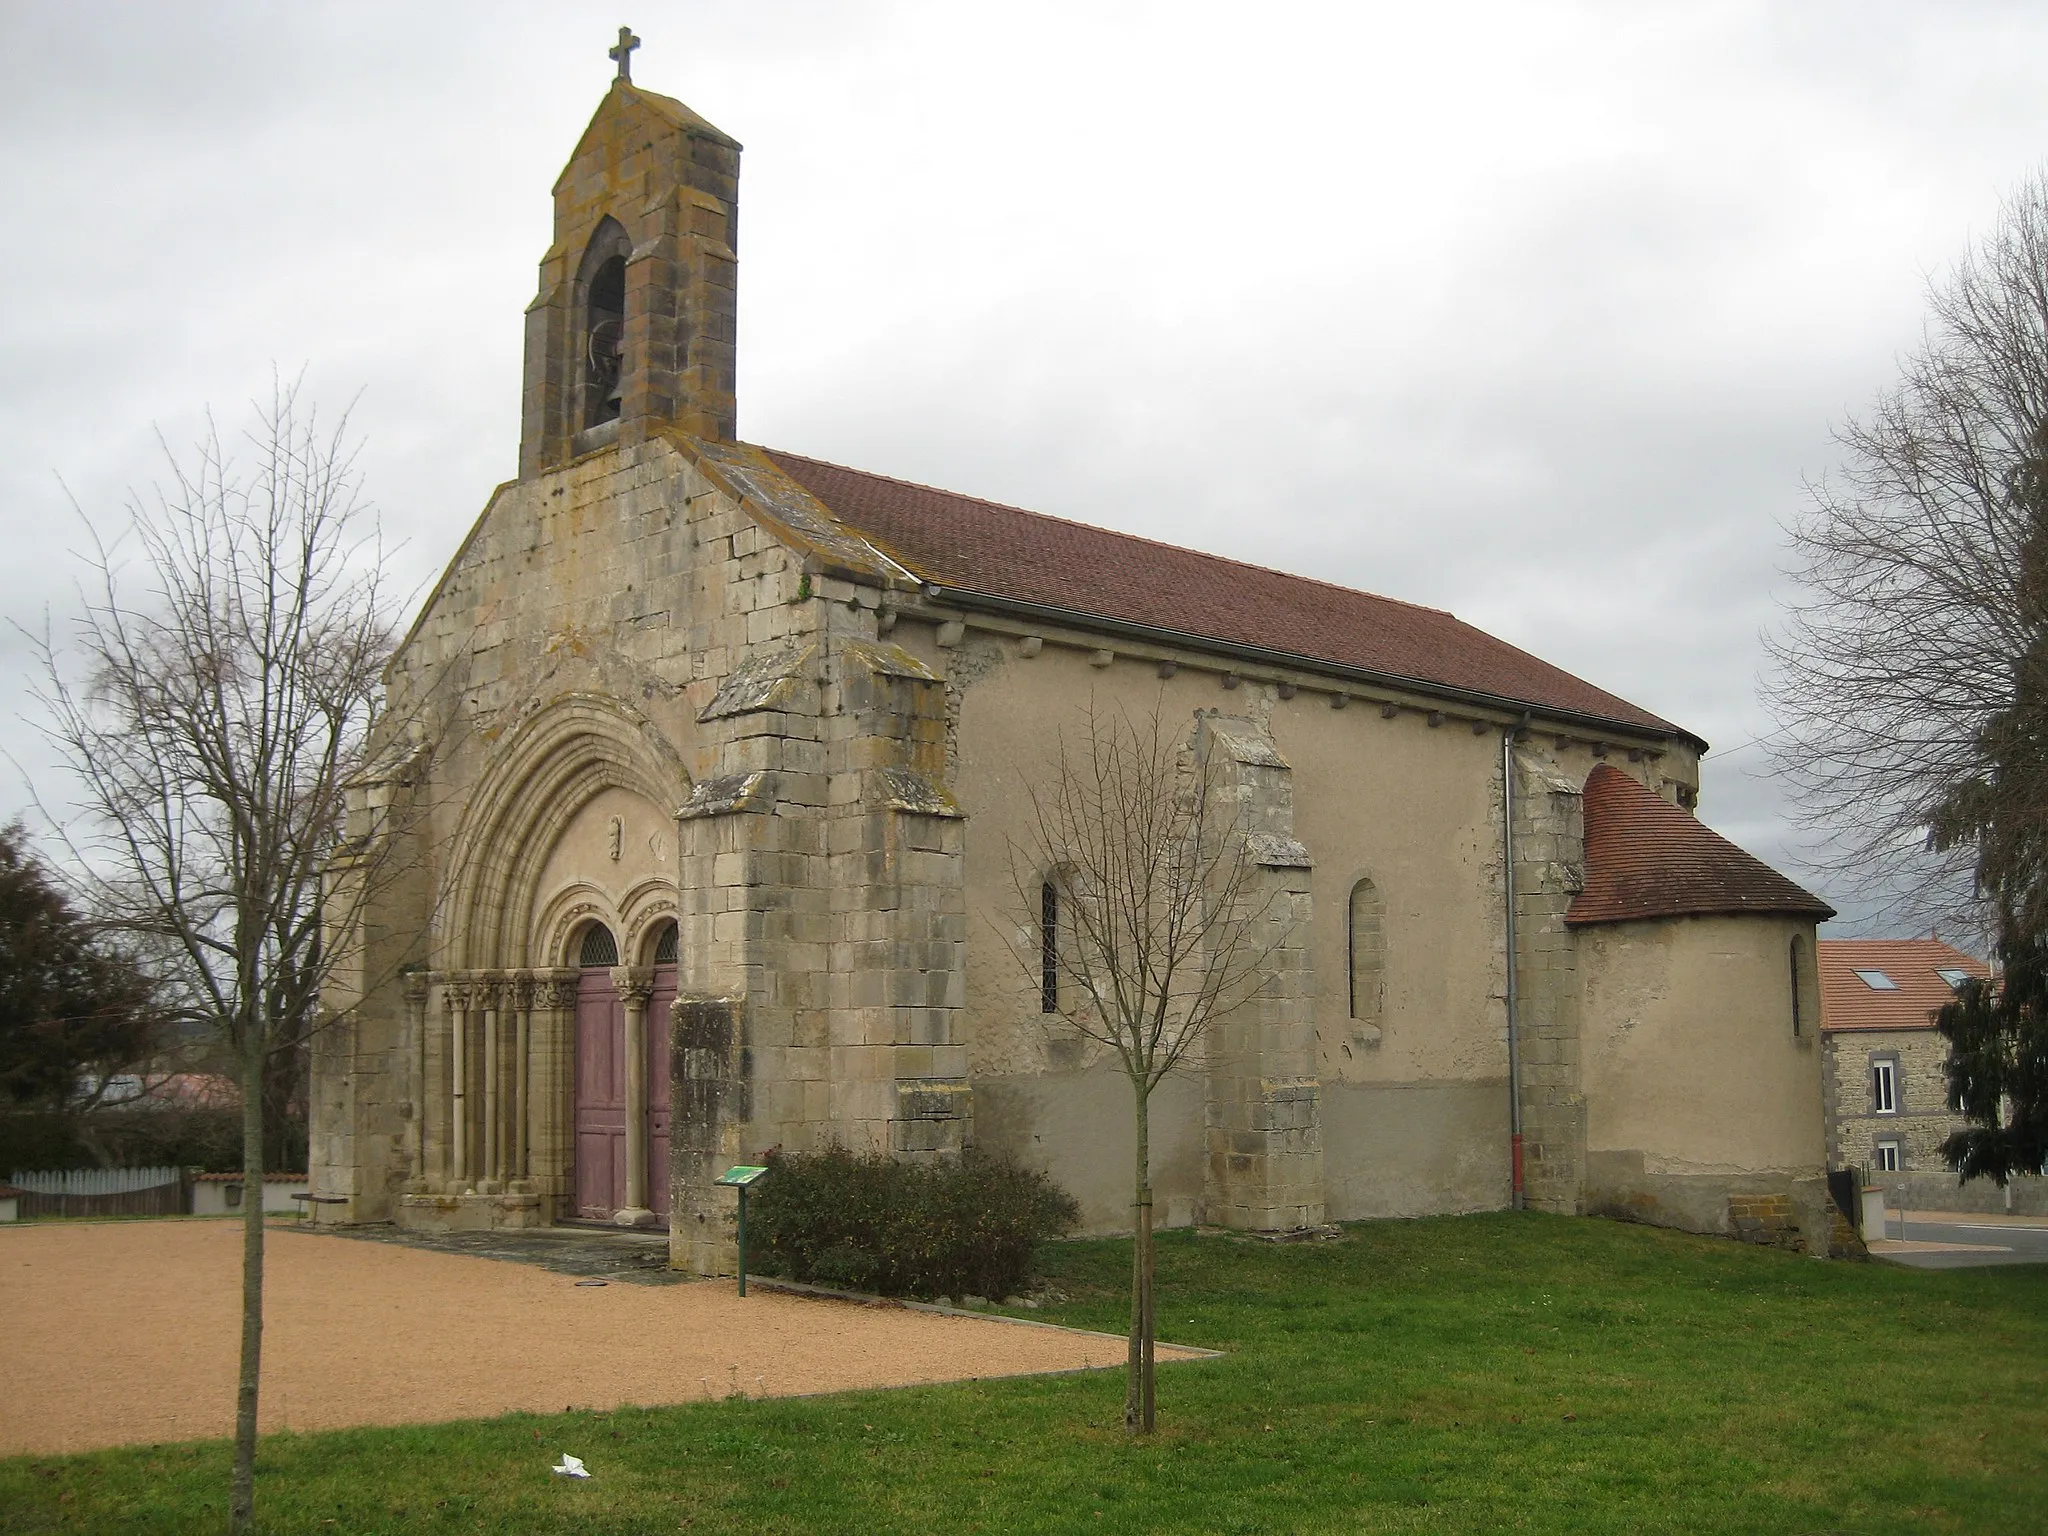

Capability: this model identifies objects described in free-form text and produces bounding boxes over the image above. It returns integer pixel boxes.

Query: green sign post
[715,1165,769,1295]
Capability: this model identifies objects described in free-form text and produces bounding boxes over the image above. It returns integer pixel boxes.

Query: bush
[748,1145,1080,1300]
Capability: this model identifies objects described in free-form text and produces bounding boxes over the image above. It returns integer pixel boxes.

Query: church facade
[310,63,1842,1270]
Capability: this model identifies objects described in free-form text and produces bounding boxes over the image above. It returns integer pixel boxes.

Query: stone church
[311,50,1842,1270]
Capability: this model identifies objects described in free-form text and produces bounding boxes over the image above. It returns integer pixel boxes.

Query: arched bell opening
[577,217,631,430]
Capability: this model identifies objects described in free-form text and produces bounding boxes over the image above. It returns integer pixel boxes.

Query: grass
[3,1211,2044,1533]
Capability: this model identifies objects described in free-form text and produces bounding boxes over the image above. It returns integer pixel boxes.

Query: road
[1868,1211,2048,1269]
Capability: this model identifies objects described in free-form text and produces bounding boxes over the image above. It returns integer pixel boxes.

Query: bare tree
[26,380,417,1535]
[1766,168,2048,932]
[1003,697,1291,1433]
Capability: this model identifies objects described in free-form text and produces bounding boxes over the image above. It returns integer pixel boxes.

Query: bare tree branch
[1766,167,2048,934]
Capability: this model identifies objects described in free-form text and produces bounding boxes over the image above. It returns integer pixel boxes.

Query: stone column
[613,966,656,1225]
[402,972,430,1191]
[478,976,503,1192]
[510,973,534,1185]
[446,978,472,1191]
[531,971,580,1217]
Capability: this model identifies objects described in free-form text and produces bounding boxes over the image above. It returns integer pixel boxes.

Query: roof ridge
[758,446,1459,621]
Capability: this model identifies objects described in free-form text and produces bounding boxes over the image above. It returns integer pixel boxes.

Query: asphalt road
[1873,1214,2048,1269]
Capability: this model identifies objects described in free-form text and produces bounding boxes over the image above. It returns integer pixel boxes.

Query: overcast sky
[4,1,2046,937]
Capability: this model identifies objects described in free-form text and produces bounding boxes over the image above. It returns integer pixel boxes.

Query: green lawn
[5,1212,2044,1534]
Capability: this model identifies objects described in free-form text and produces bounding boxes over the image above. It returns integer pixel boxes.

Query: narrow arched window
[578,923,619,968]
[653,922,679,965]
[577,218,631,429]
[1789,935,1806,1036]
[1040,880,1059,1014]
[1348,878,1385,1030]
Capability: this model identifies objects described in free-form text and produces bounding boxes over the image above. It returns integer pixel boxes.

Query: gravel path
[1,1220,1192,1456]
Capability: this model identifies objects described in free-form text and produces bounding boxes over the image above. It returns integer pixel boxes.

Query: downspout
[1502,732,1525,1209]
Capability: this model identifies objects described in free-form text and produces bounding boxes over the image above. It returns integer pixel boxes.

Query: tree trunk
[229,1037,267,1535]
[1126,1080,1156,1434]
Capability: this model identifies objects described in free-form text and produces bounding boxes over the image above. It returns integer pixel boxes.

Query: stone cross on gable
[610,25,640,82]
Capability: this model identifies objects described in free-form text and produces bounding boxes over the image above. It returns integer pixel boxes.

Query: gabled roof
[1566,763,1833,927]
[762,449,1690,741]
[1818,938,1989,1033]
[552,81,741,195]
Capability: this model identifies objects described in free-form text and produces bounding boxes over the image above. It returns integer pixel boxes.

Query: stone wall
[1577,913,1830,1252]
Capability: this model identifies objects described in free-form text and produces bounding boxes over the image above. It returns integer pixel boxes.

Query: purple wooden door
[574,966,626,1220]
[647,962,675,1221]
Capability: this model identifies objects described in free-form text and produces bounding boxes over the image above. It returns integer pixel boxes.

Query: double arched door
[572,923,675,1221]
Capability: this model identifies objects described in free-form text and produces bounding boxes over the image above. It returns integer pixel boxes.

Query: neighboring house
[189,1172,310,1216]
[1818,938,2047,1215]
[85,1073,240,1111]
[310,50,1842,1266]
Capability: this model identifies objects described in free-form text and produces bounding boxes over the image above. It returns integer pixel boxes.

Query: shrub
[748,1145,1080,1299]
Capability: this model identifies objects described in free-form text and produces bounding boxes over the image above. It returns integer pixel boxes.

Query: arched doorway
[646,922,677,1221]
[573,923,626,1219]
[572,918,678,1223]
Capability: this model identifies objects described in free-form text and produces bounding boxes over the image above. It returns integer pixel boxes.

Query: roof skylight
[1854,969,1899,991]
[1937,967,1974,990]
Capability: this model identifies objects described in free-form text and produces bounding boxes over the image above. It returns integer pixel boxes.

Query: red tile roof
[1818,938,1989,1033]
[1566,764,1833,927]
[763,450,1690,740]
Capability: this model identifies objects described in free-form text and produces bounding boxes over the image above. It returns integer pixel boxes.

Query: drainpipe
[1502,732,1525,1209]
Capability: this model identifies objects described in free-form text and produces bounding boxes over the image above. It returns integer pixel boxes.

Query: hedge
[748,1145,1080,1300]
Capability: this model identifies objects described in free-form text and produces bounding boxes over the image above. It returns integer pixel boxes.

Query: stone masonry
[1510,751,1588,1214]
[1196,715,1324,1230]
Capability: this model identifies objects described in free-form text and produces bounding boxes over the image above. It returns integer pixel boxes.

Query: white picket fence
[7,1165,189,1216]
[8,1166,183,1196]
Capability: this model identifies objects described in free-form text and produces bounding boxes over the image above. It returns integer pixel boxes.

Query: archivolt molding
[618,880,681,965]
[532,884,621,973]
[442,693,690,970]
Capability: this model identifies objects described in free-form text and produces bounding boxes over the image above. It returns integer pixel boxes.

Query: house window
[1874,1140,1901,1173]
[1040,880,1059,1014]
[1854,969,1898,991]
[1871,1057,1898,1114]
[1937,967,1974,991]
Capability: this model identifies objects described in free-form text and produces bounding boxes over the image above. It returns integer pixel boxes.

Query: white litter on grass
[551,1454,591,1479]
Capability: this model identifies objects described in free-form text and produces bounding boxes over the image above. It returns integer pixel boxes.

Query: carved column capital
[400,969,431,1004]
[505,970,536,1010]
[611,966,655,1005]
[537,968,581,1010]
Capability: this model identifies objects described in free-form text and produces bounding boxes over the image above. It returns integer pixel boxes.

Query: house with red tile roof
[310,59,1846,1264]
[1818,939,2046,1215]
